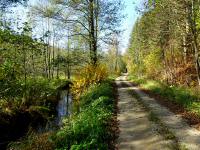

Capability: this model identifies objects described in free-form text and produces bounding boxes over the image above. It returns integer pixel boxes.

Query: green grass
[108,74,119,80]
[0,77,68,112]
[80,82,113,107]
[52,81,115,150]
[128,76,200,116]
[8,80,115,150]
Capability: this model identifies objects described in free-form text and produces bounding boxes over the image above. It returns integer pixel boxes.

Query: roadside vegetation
[9,65,117,150]
[124,0,200,125]
[0,0,125,149]
[128,76,200,124]
[53,81,115,149]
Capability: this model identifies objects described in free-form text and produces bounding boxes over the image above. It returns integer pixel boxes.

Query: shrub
[143,49,162,79]
[80,83,113,107]
[53,96,113,150]
[8,132,55,150]
[72,64,108,106]
[129,76,200,116]
[52,81,114,150]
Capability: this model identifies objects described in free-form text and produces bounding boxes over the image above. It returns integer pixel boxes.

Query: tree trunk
[47,18,51,79]
[190,0,200,85]
[52,29,55,79]
[31,45,35,77]
[57,44,60,79]
[183,5,189,63]
[89,0,97,65]
[193,40,200,85]
[67,28,71,80]
[22,35,27,104]
[115,38,119,72]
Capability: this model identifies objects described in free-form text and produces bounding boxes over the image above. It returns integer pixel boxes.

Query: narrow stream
[0,88,73,150]
[56,89,73,125]
[40,89,73,131]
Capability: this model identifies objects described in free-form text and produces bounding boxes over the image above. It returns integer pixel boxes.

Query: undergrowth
[128,76,200,116]
[0,77,68,115]
[53,81,114,150]
[9,80,115,150]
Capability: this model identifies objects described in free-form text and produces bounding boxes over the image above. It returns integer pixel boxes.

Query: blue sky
[120,0,141,53]
[8,0,142,53]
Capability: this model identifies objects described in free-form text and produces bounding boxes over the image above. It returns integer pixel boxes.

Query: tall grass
[53,81,114,149]
[128,76,200,115]
[9,80,115,150]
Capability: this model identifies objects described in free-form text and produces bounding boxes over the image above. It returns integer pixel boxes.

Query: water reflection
[57,90,72,125]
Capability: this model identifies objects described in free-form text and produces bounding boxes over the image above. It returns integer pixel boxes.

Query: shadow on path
[116,76,174,150]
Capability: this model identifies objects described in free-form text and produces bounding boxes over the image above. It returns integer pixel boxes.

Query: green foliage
[80,83,113,107]
[8,132,55,150]
[52,81,114,150]
[104,47,127,75]
[7,79,111,150]
[143,49,162,78]
[0,0,122,148]
[25,78,64,100]
[0,76,65,116]
[129,76,200,115]
[0,60,22,99]
[125,0,200,85]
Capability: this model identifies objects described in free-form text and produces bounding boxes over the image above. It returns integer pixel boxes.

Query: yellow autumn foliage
[72,64,108,100]
[143,49,162,79]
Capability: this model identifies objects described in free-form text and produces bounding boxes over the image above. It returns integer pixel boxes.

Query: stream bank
[0,81,72,150]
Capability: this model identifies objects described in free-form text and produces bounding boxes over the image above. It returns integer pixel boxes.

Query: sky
[7,0,142,53]
[120,0,141,54]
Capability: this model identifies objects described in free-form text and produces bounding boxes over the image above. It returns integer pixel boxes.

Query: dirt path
[116,76,173,150]
[116,75,200,150]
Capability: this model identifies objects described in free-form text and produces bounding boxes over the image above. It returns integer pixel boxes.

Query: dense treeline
[126,0,200,86]
[0,0,124,149]
[0,20,85,110]
[0,0,123,114]
[126,0,200,137]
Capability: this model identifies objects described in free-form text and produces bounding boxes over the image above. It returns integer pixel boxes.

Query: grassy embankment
[9,79,117,150]
[128,76,200,117]
[0,77,69,149]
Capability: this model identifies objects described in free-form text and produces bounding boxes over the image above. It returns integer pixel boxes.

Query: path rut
[116,76,173,150]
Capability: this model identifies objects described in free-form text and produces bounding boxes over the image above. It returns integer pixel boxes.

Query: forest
[126,0,200,120]
[1,0,200,150]
[0,0,125,149]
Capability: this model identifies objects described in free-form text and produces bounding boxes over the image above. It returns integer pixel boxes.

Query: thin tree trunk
[42,18,47,78]
[52,29,55,79]
[193,40,200,85]
[89,0,97,65]
[115,38,119,72]
[47,18,51,79]
[31,46,35,78]
[22,35,27,104]
[67,27,71,80]
[190,0,200,85]
[183,5,189,63]
[57,43,60,79]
